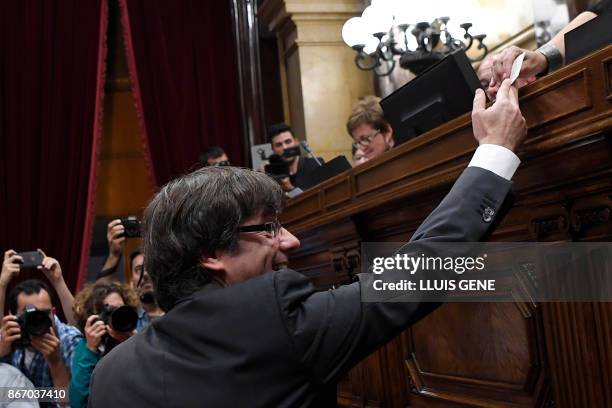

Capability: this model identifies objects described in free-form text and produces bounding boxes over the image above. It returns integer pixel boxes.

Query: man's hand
[0,315,21,357]
[279,177,295,193]
[1,250,22,288]
[85,315,107,352]
[37,249,63,285]
[107,219,125,257]
[490,46,546,90]
[472,79,527,152]
[31,326,62,365]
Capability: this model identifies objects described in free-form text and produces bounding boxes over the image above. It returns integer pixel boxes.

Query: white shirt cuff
[468,144,520,181]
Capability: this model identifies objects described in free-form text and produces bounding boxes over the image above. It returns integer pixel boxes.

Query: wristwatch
[537,43,563,75]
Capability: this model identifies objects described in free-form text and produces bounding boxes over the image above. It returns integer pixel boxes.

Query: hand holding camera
[30,326,61,364]
[1,250,22,287]
[89,305,138,354]
[0,315,21,357]
[107,219,126,257]
[84,314,107,353]
[36,249,63,285]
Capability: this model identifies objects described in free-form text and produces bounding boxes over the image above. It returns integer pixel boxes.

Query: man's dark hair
[199,146,226,167]
[142,166,284,311]
[267,123,293,144]
[8,279,52,315]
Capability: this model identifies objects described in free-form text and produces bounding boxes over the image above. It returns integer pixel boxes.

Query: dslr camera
[96,304,138,333]
[14,305,52,348]
[121,216,142,238]
[263,145,302,180]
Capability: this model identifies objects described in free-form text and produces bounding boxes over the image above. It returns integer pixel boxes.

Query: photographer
[69,281,139,408]
[129,250,164,330]
[0,279,81,400]
[267,123,323,191]
[1,250,76,326]
[95,220,163,328]
[95,219,125,280]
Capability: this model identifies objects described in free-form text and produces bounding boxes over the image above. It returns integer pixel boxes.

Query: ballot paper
[510,52,526,85]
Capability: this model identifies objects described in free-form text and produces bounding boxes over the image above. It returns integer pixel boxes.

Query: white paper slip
[510,52,526,85]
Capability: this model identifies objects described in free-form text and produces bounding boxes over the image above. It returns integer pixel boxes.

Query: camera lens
[110,306,138,332]
[24,310,52,336]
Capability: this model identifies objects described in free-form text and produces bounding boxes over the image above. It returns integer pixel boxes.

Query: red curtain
[119,0,245,188]
[0,1,108,295]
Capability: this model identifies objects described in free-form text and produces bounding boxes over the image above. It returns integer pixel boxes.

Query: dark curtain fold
[119,0,245,188]
[0,1,108,297]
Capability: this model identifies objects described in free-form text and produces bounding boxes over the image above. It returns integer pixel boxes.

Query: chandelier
[342,0,489,76]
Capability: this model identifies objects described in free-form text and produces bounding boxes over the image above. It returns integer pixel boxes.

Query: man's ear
[200,256,226,272]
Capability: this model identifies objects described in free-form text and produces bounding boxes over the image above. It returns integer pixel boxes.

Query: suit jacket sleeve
[275,166,513,384]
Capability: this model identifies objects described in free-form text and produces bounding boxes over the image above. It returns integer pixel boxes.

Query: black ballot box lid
[565,11,612,64]
[298,156,352,191]
[380,50,481,146]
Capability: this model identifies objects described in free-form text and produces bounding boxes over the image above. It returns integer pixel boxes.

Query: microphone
[300,141,322,166]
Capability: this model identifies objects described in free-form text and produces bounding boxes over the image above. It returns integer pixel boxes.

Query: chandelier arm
[463,33,474,51]
[374,59,395,77]
[354,50,380,71]
[468,41,489,62]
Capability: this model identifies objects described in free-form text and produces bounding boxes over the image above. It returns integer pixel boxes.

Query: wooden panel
[520,69,592,130]
[405,302,547,407]
[282,46,612,408]
[604,57,612,100]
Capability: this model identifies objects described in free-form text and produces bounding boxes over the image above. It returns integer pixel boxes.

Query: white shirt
[468,144,520,181]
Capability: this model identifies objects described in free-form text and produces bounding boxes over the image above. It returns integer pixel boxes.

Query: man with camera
[96,219,163,327]
[0,253,81,395]
[267,123,323,192]
[129,250,164,330]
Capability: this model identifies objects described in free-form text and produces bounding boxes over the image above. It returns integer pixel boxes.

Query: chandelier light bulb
[362,4,394,36]
[363,36,380,55]
[342,17,369,47]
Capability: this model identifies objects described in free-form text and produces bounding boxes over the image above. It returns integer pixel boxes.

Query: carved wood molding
[403,300,548,407]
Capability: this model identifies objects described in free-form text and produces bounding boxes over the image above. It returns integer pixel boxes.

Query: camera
[14,305,52,348]
[97,305,138,333]
[121,216,142,238]
[264,154,290,179]
[15,251,43,269]
[281,145,301,159]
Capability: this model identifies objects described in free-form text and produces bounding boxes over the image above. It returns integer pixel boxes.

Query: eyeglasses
[355,130,381,147]
[238,219,283,238]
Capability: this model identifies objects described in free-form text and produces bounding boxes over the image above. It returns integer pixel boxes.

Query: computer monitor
[380,50,482,145]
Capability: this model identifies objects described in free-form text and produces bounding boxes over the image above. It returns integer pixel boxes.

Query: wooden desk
[281,46,612,408]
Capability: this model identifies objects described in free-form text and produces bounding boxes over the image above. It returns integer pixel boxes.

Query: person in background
[200,146,230,167]
[128,250,164,331]
[351,143,367,166]
[0,279,81,405]
[69,281,139,408]
[346,96,394,164]
[1,250,76,326]
[267,123,323,191]
[94,221,164,329]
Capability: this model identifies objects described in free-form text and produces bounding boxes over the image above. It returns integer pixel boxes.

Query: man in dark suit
[268,122,323,191]
[89,80,526,408]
